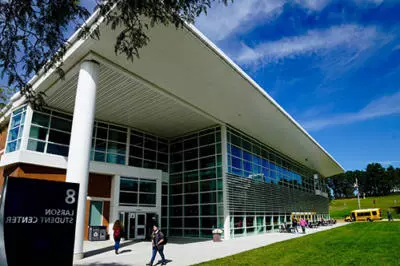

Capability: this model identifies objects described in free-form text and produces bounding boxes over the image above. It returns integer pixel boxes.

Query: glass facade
[161,182,169,234]
[4,104,331,239]
[5,106,26,153]
[28,109,72,156]
[26,108,168,172]
[169,126,224,238]
[226,127,329,238]
[119,177,157,207]
[92,122,127,165]
[227,127,322,193]
[128,129,169,172]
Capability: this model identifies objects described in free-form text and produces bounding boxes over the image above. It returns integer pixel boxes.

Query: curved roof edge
[184,23,345,174]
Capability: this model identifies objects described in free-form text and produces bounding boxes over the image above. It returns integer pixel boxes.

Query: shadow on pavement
[167,237,210,245]
[77,263,131,266]
[118,249,132,254]
[154,259,173,265]
[84,241,137,258]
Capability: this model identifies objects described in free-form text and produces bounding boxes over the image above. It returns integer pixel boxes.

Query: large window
[227,127,317,193]
[26,108,169,172]
[91,122,127,165]
[6,106,27,153]
[119,177,157,207]
[128,129,169,172]
[169,126,224,238]
[162,181,169,234]
[28,109,72,156]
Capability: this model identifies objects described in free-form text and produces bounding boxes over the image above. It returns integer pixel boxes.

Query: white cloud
[195,0,391,43]
[295,0,384,10]
[195,0,285,41]
[393,44,400,51]
[236,24,381,65]
[378,161,400,166]
[301,91,400,131]
[294,0,331,10]
[354,0,384,6]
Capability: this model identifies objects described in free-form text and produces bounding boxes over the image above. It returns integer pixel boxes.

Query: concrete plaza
[74,223,347,266]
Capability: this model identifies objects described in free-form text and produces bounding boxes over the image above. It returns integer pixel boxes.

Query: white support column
[253,215,257,235]
[109,175,121,233]
[156,174,162,226]
[66,60,99,260]
[243,215,247,236]
[125,128,131,166]
[20,104,33,151]
[221,125,230,240]
[278,215,281,231]
[313,174,319,191]
[271,215,275,232]
[263,215,266,233]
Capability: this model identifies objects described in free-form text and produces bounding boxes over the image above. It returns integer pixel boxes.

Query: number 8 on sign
[65,189,76,204]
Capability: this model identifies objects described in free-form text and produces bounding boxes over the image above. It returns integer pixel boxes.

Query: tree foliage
[0,0,230,108]
[328,163,400,199]
[0,85,15,109]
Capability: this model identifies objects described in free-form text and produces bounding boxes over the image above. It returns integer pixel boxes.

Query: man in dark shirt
[292,218,298,233]
[146,224,167,266]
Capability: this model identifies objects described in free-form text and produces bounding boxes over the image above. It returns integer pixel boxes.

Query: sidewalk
[74,223,347,266]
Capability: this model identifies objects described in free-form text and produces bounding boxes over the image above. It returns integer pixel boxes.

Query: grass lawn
[197,222,400,266]
[330,194,400,219]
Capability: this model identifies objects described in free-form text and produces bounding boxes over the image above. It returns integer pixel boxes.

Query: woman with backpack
[113,220,123,255]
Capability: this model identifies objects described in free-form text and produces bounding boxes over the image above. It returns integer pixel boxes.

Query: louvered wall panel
[226,174,329,214]
[46,64,215,137]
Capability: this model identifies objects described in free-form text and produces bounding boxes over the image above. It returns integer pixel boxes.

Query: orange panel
[103,201,110,235]
[84,200,90,241]
[10,164,66,182]
[88,173,112,198]
[0,126,8,152]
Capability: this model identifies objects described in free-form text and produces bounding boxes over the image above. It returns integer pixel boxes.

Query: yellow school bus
[350,208,382,222]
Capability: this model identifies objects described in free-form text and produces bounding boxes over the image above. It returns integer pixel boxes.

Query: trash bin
[212,228,223,242]
[99,226,107,241]
[89,226,107,241]
[212,233,221,242]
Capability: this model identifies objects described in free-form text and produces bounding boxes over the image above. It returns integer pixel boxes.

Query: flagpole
[356,178,361,209]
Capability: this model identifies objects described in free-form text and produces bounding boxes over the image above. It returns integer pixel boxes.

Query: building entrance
[119,212,157,240]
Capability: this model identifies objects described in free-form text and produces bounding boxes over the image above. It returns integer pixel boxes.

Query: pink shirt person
[300,219,307,227]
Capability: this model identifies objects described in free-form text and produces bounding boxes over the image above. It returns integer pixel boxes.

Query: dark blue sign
[0,177,79,266]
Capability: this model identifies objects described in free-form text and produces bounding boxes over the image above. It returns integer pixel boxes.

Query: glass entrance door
[128,213,136,239]
[136,213,146,239]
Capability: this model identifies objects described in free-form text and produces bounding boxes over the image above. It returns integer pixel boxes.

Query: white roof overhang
[5,14,344,177]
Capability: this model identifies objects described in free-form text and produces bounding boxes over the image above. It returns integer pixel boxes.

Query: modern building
[0,11,344,259]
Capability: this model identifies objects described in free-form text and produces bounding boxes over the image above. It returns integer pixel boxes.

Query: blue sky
[195,0,400,171]
[2,0,399,172]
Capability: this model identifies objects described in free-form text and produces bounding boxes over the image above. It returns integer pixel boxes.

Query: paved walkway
[74,223,347,266]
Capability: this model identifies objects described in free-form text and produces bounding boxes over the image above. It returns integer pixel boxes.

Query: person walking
[146,224,167,266]
[113,220,123,255]
[300,218,307,234]
[388,211,393,222]
[292,218,298,234]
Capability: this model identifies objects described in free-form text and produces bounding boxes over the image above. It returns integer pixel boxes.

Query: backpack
[114,228,121,239]
[158,231,168,245]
